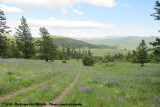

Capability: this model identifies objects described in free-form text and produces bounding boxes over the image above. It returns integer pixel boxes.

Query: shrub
[62,57,67,63]
[82,56,95,66]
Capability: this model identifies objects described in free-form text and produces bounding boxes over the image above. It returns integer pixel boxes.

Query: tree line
[0,10,93,62]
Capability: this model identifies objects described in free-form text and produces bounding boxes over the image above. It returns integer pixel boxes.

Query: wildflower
[42,85,52,90]
[79,86,92,92]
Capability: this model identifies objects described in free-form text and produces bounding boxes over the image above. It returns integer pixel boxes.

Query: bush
[82,56,95,66]
[62,57,67,63]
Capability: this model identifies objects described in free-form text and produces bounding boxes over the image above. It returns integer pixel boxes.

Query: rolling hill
[76,36,159,50]
[51,36,99,49]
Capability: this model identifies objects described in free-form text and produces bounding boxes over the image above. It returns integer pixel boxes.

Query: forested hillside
[51,36,99,48]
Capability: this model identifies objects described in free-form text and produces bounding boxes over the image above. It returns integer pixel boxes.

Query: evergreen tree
[78,49,81,59]
[131,50,138,63]
[38,27,57,62]
[71,48,76,59]
[150,1,160,61]
[9,41,20,58]
[14,16,35,59]
[88,50,92,56]
[149,38,160,61]
[151,0,160,20]
[0,9,11,57]
[136,40,149,66]
[66,47,71,57]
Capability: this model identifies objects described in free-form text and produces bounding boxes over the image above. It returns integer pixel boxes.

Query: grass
[0,59,160,107]
[90,48,129,56]
[61,62,160,107]
[0,59,77,95]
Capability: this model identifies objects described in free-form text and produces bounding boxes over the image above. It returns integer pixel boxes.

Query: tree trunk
[141,63,144,67]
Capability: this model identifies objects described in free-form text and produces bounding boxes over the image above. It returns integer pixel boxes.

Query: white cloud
[73,9,83,15]
[122,3,132,8]
[7,17,115,38]
[0,0,116,8]
[0,4,23,13]
[26,17,114,28]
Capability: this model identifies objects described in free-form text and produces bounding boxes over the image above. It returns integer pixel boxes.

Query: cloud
[0,4,23,13]
[7,17,115,38]
[122,3,132,8]
[26,17,114,28]
[0,0,116,8]
[73,9,83,15]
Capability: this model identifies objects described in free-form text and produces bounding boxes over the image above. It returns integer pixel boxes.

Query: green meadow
[0,59,159,107]
[90,49,129,56]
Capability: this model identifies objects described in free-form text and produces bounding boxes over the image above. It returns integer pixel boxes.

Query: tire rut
[45,68,81,107]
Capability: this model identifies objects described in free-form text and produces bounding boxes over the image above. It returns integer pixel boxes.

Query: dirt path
[45,68,81,107]
[0,75,62,101]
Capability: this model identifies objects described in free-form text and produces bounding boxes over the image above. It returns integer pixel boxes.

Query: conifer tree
[0,9,11,57]
[14,16,35,59]
[38,27,57,62]
[136,40,149,66]
[88,50,92,56]
[151,0,160,20]
[150,38,160,61]
[150,1,160,61]
[66,47,71,57]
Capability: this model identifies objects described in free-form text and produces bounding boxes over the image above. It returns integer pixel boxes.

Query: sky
[0,0,159,38]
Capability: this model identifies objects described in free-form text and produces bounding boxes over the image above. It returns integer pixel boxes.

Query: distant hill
[51,36,99,49]
[76,36,159,50]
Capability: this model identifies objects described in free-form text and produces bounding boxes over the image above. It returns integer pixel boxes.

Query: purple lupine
[42,85,52,90]
[50,72,54,75]
[26,96,30,99]
[79,86,92,92]
[93,79,98,83]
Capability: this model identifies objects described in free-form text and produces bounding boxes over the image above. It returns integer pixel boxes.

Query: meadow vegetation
[0,1,160,107]
[0,59,159,107]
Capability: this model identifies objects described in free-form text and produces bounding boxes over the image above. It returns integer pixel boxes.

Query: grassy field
[0,59,160,107]
[90,49,129,56]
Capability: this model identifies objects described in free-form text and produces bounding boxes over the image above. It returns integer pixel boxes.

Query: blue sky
[0,0,159,38]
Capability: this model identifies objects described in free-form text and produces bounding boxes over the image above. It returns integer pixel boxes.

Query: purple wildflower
[42,85,52,90]
[79,86,92,92]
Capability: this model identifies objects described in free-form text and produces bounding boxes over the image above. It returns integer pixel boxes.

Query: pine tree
[38,27,57,62]
[66,47,71,58]
[9,41,20,58]
[14,16,35,59]
[0,9,11,57]
[88,50,92,56]
[150,38,160,61]
[150,1,160,61]
[136,40,149,66]
[151,0,160,20]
